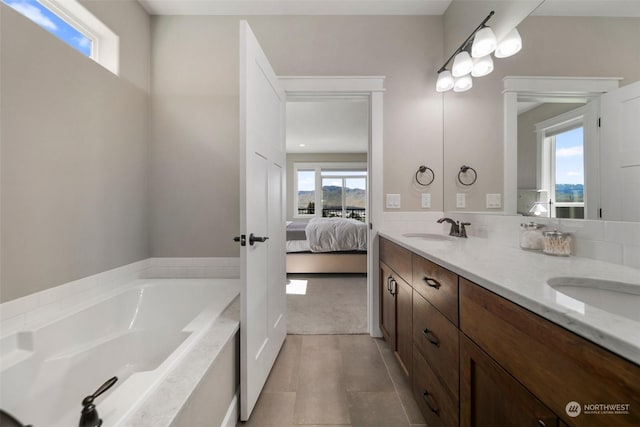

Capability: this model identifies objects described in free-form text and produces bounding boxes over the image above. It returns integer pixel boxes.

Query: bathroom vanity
[379,233,640,427]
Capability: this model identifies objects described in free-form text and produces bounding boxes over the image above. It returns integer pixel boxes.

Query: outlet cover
[386,193,401,209]
[421,193,431,209]
[456,193,466,208]
[486,193,502,208]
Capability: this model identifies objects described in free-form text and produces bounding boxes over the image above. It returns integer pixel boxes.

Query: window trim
[293,162,367,220]
[36,0,119,74]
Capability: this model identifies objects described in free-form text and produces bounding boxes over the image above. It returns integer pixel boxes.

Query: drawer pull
[389,279,397,296]
[422,328,441,347]
[537,421,546,427]
[423,276,441,289]
[387,276,392,293]
[422,390,440,415]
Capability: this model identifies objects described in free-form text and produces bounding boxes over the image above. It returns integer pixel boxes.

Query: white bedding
[305,217,367,252]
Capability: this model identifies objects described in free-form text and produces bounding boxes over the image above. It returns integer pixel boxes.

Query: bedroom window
[294,163,367,222]
[3,0,119,74]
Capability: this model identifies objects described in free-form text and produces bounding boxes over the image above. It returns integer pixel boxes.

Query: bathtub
[0,278,239,427]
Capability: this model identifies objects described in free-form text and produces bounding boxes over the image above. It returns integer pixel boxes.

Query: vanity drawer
[460,277,640,427]
[413,291,459,400]
[413,346,458,427]
[380,237,412,282]
[412,254,459,326]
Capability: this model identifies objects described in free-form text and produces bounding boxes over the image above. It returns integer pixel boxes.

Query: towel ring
[457,165,477,186]
[415,165,435,186]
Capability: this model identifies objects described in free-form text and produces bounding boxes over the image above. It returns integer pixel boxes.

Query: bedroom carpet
[286,274,367,335]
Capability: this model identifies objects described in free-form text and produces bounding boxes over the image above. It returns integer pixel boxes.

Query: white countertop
[379,230,640,366]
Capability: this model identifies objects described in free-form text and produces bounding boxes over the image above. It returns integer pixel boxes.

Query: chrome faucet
[437,218,471,238]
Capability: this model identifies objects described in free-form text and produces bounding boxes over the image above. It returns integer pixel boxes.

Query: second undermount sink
[547,277,640,322]
[402,233,455,241]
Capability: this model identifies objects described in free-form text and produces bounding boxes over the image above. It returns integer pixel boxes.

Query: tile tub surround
[379,230,640,365]
[382,211,640,269]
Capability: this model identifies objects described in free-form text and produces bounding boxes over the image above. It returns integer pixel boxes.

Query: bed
[286,217,367,274]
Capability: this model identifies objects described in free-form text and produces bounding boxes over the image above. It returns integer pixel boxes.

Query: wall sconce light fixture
[436,11,523,93]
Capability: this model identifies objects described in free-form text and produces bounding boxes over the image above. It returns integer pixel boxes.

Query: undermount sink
[547,277,640,322]
[402,233,455,241]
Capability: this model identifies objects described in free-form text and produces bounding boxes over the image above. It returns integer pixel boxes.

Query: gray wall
[150,15,444,257]
[443,15,640,211]
[0,0,150,302]
[286,153,368,221]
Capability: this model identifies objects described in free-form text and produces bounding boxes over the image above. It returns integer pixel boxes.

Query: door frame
[279,76,385,337]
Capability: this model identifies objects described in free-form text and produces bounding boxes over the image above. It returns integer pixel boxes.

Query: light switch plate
[386,193,401,209]
[421,193,431,209]
[456,193,466,209]
[486,193,502,208]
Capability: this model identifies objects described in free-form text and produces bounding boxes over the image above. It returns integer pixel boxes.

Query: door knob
[249,233,269,246]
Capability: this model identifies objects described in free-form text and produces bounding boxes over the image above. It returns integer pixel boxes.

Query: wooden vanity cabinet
[379,239,413,376]
[379,261,396,347]
[380,236,640,427]
[460,334,559,427]
[459,278,640,427]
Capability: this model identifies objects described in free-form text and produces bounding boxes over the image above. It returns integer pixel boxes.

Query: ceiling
[138,0,640,17]
[286,99,369,154]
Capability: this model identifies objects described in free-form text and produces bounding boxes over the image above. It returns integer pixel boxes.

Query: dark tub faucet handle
[79,376,118,427]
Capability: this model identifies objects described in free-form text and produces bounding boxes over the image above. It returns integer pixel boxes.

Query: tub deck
[0,278,239,427]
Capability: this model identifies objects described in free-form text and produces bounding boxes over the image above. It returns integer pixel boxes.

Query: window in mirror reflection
[537,108,586,219]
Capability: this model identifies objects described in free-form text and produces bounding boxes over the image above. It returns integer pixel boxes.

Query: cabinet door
[380,262,396,348]
[395,277,412,377]
[460,334,559,427]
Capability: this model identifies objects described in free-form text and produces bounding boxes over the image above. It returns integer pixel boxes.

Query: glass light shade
[453,75,473,92]
[436,70,454,92]
[452,51,473,77]
[471,55,494,77]
[495,28,522,58]
[529,202,548,216]
[471,26,497,58]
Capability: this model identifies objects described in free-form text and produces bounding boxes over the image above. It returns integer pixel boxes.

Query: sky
[3,0,91,57]
[555,127,584,186]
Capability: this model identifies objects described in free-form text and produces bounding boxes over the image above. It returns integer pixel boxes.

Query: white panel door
[239,20,287,421]
[600,80,640,221]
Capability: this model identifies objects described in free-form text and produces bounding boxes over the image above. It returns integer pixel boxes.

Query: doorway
[285,96,369,334]
[279,76,385,337]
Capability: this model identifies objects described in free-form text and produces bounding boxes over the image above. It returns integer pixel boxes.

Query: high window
[294,163,367,222]
[3,0,119,74]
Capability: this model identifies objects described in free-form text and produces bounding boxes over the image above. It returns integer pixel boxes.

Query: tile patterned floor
[238,335,427,427]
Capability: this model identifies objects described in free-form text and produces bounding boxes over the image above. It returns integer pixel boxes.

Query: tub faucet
[437,217,459,236]
[79,376,118,427]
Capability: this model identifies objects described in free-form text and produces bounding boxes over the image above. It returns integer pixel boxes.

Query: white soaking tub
[0,278,239,427]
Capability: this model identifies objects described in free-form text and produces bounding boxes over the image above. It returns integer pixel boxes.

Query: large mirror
[504,76,640,222]
[442,8,640,221]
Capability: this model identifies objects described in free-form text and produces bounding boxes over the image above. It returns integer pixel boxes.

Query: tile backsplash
[381,212,640,270]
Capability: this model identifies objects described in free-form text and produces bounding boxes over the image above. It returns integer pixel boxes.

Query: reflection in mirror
[503,76,624,221]
[518,101,588,219]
